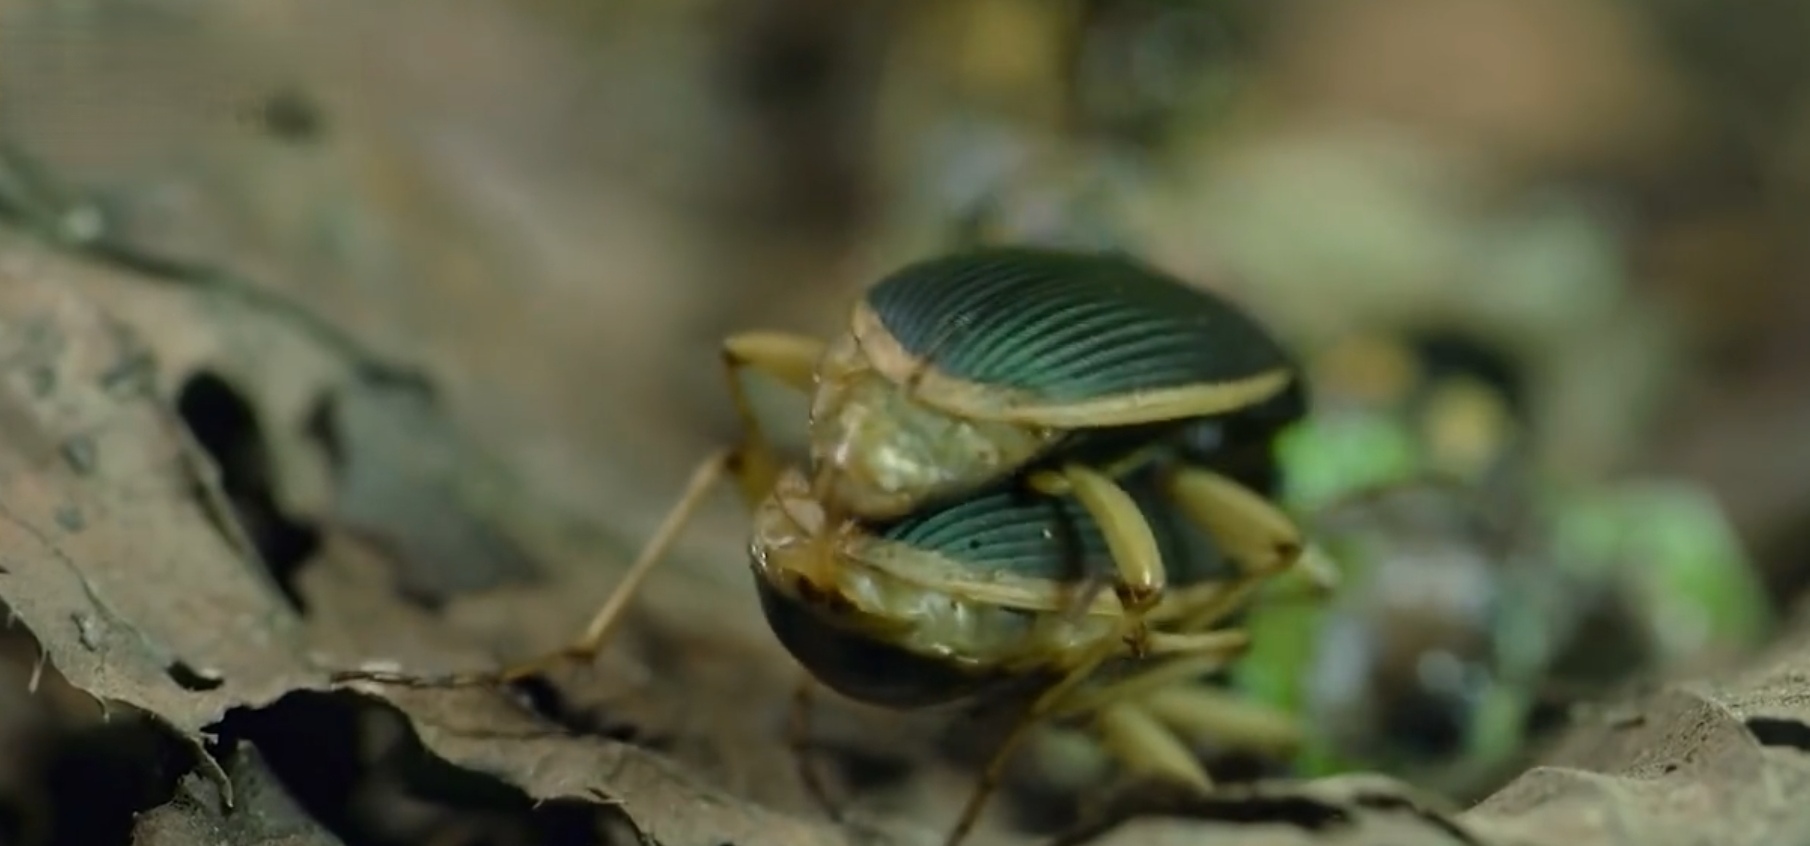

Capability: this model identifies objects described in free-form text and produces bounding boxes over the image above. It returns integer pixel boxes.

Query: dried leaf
[0,245,318,735]
[0,230,868,845]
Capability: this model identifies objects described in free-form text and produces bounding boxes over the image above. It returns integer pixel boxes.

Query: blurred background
[1,0,1808,844]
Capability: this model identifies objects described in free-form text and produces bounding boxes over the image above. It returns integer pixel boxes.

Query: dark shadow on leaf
[0,600,202,846]
[209,689,646,846]
[41,718,200,846]
[1047,779,1353,846]
[504,676,664,749]
[1350,791,1481,846]
[1744,716,1810,751]
[163,660,225,692]
[176,370,322,611]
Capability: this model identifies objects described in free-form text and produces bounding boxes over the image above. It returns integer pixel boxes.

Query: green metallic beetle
[460,246,1311,688]
[334,246,1319,846]
[749,455,1300,845]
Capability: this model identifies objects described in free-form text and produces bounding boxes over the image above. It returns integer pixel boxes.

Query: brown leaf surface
[0,239,318,733]
[0,234,863,845]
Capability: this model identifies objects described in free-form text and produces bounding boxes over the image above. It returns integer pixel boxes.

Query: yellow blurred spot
[1422,378,1514,479]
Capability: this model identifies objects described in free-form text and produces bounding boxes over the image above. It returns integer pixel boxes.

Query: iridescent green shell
[865,246,1295,402]
[877,468,1230,589]
[762,468,1234,709]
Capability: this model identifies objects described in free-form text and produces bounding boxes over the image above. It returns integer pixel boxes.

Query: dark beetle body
[751,463,1233,710]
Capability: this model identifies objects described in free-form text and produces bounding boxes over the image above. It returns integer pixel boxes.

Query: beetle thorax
[808,332,1056,519]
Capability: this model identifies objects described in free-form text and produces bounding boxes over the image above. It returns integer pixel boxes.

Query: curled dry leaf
[357,684,892,846]
[0,235,863,844]
[0,236,319,737]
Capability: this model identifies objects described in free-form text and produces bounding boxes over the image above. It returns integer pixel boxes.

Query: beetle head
[806,331,1052,519]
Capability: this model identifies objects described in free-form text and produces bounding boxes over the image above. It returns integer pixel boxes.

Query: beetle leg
[946,636,1120,846]
[486,448,735,683]
[1094,701,1213,789]
[1063,656,1302,755]
[1141,682,1303,756]
[947,604,1253,846]
[1143,629,1249,656]
[1143,575,1271,636]
[1031,463,1168,629]
[1069,663,1300,788]
[1055,652,1241,719]
[333,449,737,688]
[333,336,821,691]
[723,332,826,506]
[1164,465,1304,582]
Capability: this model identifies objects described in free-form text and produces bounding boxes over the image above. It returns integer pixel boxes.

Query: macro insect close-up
[4,5,1810,846]
[343,244,1329,844]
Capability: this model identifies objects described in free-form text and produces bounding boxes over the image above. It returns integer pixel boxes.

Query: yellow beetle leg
[1165,465,1305,582]
[945,600,1248,846]
[723,331,826,507]
[1142,682,1303,757]
[1055,644,1298,757]
[1031,463,1169,618]
[1065,665,1301,795]
[1141,576,1273,636]
[1142,629,1250,656]
[494,448,734,682]
[946,638,1116,846]
[1095,701,1213,790]
[338,449,738,689]
[336,334,823,691]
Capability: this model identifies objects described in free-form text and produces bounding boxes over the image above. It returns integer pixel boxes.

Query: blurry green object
[1273,413,1423,514]
[1545,480,1772,663]
[1229,333,1770,796]
[1238,400,1533,783]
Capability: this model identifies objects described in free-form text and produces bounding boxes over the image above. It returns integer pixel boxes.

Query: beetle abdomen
[866,246,1291,401]
[754,579,1006,708]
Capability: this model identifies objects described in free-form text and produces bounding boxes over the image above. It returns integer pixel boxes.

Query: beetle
[334,246,1318,842]
[349,247,1309,681]
[524,246,1310,678]
[749,456,1302,845]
